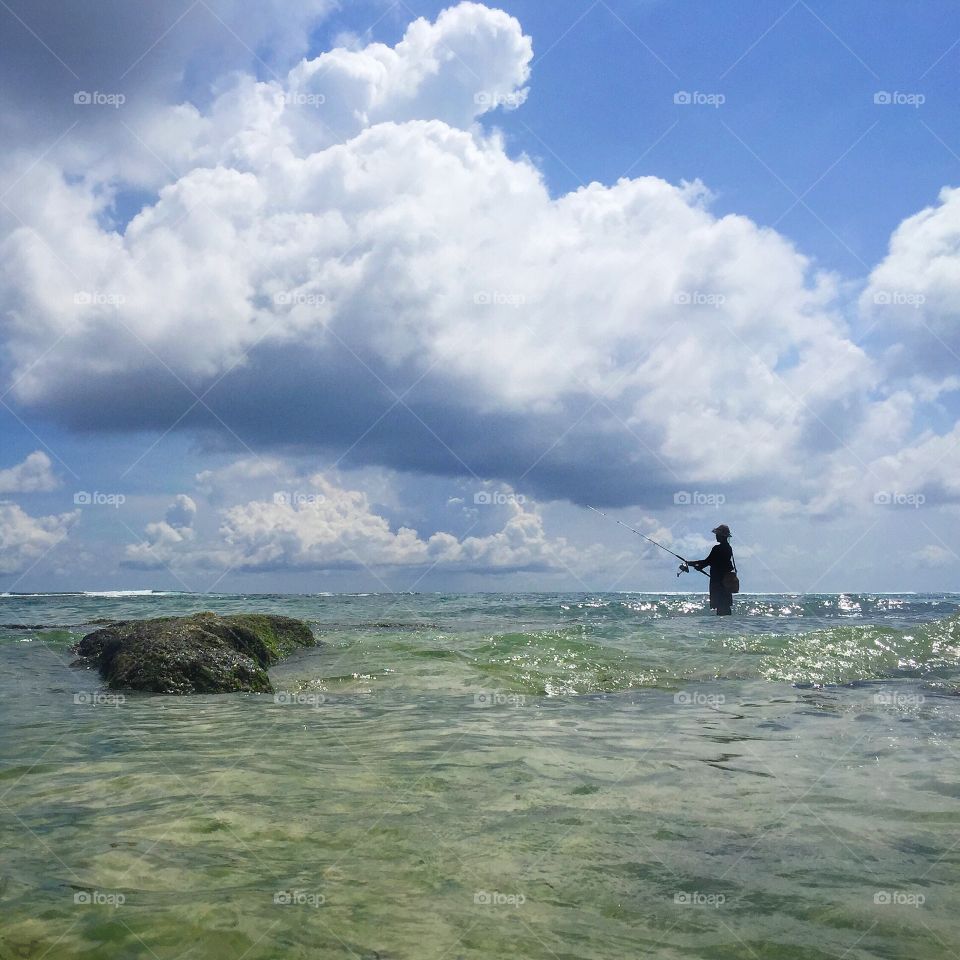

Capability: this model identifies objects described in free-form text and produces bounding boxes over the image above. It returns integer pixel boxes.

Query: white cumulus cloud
[861,185,960,378]
[0,451,59,494]
[0,1,954,521]
[910,544,954,569]
[123,469,586,575]
[217,475,580,573]
[0,502,78,574]
[123,494,197,570]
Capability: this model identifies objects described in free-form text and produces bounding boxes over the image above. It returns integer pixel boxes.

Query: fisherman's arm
[689,545,720,571]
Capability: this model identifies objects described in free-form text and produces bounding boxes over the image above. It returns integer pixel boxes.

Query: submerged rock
[71,612,318,694]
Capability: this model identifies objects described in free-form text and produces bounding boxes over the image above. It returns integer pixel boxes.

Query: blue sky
[0,0,958,594]
[336,0,960,275]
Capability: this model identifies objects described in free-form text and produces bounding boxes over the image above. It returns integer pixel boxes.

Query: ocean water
[1,591,959,959]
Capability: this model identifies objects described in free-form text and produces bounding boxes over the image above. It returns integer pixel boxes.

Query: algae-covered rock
[71,612,317,694]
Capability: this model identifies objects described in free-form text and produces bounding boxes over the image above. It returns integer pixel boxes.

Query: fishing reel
[677,562,690,577]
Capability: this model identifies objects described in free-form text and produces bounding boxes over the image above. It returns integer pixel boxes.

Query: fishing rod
[586,505,708,578]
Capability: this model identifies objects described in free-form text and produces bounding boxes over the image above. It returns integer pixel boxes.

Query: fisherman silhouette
[681,524,735,616]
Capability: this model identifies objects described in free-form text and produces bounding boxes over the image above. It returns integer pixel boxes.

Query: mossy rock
[71,612,317,694]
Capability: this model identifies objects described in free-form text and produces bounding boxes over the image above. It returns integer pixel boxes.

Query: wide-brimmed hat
[712,524,731,538]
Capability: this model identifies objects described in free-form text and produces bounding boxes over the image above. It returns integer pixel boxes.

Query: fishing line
[586,505,708,577]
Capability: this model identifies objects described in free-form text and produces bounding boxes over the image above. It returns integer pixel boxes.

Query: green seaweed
[71,612,317,695]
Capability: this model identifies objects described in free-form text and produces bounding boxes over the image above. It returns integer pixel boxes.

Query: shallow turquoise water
[1,592,959,958]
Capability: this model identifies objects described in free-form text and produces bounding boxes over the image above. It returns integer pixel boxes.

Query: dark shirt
[701,542,733,579]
